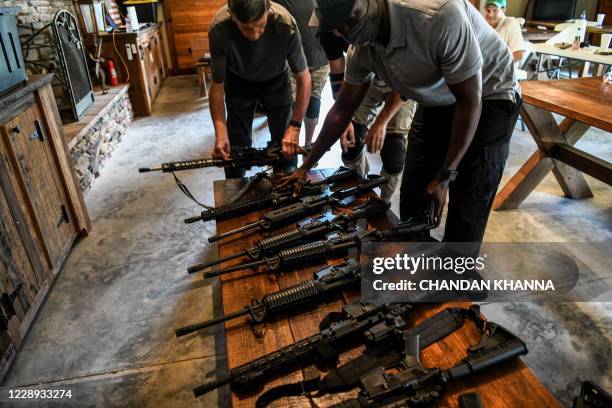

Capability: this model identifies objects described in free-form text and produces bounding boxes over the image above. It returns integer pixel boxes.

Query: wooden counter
[0,75,90,380]
[211,170,560,407]
[91,25,166,116]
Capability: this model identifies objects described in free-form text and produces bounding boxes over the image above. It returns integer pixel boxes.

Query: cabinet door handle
[57,205,70,227]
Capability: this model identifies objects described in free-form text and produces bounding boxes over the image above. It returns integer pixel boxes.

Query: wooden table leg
[493,106,593,211]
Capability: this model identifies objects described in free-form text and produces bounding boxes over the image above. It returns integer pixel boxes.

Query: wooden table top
[521,77,612,132]
[212,170,560,407]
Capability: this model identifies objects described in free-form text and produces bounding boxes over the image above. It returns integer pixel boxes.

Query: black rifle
[184,167,358,224]
[254,307,484,408]
[203,230,371,279]
[138,145,310,173]
[207,175,388,243]
[202,215,435,279]
[573,381,612,408]
[192,302,412,397]
[176,259,361,336]
[329,318,528,407]
[189,199,389,273]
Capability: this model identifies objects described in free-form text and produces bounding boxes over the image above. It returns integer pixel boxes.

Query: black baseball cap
[309,0,358,31]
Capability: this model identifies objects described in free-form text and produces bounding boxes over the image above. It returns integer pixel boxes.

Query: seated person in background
[208,0,311,178]
[484,0,526,63]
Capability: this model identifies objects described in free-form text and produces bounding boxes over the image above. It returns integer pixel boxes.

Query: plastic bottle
[125,16,132,33]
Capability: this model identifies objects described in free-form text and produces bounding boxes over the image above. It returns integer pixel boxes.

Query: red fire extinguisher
[105,59,119,86]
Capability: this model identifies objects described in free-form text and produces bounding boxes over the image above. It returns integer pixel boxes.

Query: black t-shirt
[318,31,348,61]
[275,0,327,68]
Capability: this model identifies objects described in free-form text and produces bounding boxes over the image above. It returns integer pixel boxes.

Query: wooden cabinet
[94,24,167,116]
[0,75,90,379]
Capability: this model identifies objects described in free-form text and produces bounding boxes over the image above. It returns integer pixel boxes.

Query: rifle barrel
[175,308,249,337]
[203,259,267,279]
[208,221,259,243]
[138,167,162,173]
[187,251,247,274]
[184,215,203,224]
[193,375,233,397]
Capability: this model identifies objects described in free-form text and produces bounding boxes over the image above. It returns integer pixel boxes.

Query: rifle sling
[255,306,482,408]
[171,171,214,209]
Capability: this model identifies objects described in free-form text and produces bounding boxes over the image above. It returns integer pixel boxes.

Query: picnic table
[532,43,612,78]
[210,170,561,407]
[494,77,612,210]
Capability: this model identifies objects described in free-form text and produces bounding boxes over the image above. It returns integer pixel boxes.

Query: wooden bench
[190,38,211,98]
[212,169,560,407]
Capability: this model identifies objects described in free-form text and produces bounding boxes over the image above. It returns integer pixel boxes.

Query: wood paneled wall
[598,0,612,25]
[165,0,225,71]
[165,0,481,72]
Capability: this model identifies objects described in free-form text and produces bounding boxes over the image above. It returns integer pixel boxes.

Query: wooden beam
[552,145,612,186]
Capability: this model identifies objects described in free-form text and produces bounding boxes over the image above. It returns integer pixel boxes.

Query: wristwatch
[435,169,459,184]
[289,119,302,129]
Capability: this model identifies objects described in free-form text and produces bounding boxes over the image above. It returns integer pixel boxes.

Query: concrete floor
[1,75,610,407]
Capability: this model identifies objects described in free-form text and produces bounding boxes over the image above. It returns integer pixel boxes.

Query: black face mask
[339,0,381,46]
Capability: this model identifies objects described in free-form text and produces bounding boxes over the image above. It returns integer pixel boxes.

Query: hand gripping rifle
[176,258,361,336]
[330,315,528,408]
[207,175,388,243]
[188,199,389,274]
[202,213,436,279]
[192,302,412,397]
[254,306,484,407]
[183,167,358,224]
[138,144,311,173]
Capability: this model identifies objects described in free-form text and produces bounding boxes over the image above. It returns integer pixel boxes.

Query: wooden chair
[189,38,211,98]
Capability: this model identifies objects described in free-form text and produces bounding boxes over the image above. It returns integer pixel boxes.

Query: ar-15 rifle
[193,302,421,397]
[329,316,528,408]
[189,199,389,274]
[184,167,358,224]
[207,175,388,243]
[202,215,436,279]
[254,306,485,408]
[177,259,361,336]
[138,144,310,173]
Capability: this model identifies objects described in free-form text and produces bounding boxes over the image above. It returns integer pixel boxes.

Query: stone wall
[3,1,76,24]
[70,91,134,192]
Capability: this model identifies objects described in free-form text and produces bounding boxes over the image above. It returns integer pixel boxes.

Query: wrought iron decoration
[52,10,94,121]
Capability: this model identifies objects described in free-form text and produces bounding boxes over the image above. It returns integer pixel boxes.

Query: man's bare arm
[373,91,403,128]
[210,81,230,160]
[442,72,482,172]
[292,68,311,123]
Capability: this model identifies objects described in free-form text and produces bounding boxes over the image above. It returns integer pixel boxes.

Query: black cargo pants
[400,95,521,243]
[224,70,296,178]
